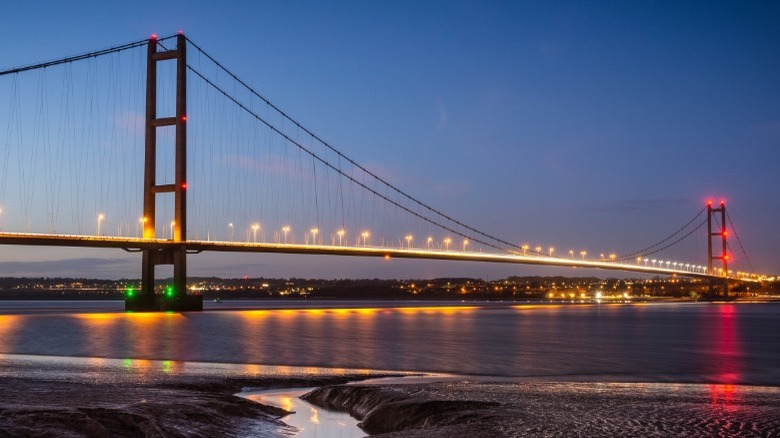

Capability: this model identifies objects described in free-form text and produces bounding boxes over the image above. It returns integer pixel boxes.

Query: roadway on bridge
[0,231,734,281]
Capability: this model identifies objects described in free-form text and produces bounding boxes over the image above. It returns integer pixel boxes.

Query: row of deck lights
[222,223,475,251]
[635,256,708,273]
[89,214,740,277]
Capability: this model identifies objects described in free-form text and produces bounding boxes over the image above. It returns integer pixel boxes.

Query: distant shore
[2,275,776,302]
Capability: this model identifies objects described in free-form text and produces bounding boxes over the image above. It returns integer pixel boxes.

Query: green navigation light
[165,286,174,298]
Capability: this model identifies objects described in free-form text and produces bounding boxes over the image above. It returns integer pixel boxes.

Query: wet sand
[0,354,396,437]
[304,380,780,437]
[3,353,779,437]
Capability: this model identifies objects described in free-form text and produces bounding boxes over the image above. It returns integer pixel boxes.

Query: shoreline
[1,297,778,316]
[1,354,779,436]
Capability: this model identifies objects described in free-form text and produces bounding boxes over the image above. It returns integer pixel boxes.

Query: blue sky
[0,1,778,279]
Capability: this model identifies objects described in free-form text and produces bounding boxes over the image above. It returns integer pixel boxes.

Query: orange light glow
[0,315,20,350]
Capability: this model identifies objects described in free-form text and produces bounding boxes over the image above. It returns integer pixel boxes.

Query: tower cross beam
[130,33,201,311]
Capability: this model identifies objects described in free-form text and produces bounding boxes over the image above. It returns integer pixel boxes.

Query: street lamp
[427,236,433,250]
[170,220,176,239]
[97,213,105,236]
[405,234,413,248]
[569,249,574,259]
[609,254,616,262]
[310,227,318,245]
[535,246,542,255]
[337,229,345,246]
[361,231,370,247]
[444,237,452,251]
[252,223,260,242]
[282,226,290,243]
[643,258,649,266]
[462,239,469,252]
[549,247,555,257]
[229,223,234,241]
[580,250,587,260]
[0,206,4,231]
[521,244,529,256]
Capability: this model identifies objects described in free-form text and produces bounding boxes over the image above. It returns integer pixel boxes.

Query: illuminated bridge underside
[0,232,741,281]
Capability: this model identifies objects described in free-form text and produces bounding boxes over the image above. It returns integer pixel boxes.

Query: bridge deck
[0,232,743,281]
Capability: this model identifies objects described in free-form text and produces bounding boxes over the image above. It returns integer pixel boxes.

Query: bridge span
[0,33,765,310]
[0,231,748,282]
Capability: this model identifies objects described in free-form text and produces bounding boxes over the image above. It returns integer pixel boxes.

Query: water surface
[1,301,777,384]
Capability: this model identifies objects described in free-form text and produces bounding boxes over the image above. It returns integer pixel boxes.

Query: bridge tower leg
[127,34,201,311]
[706,200,729,299]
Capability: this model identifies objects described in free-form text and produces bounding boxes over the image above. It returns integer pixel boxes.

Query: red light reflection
[711,305,742,384]
[710,383,740,413]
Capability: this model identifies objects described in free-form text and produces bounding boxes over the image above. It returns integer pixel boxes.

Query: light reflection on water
[0,302,779,384]
[241,387,365,438]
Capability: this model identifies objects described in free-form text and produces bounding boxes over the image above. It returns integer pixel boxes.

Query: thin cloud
[431,179,472,197]
[587,198,692,213]
[437,99,448,130]
[0,257,135,278]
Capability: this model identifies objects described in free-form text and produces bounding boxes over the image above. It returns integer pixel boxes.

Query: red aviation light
[707,199,713,206]
[181,182,187,190]
[182,115,187,121]
[720,199,725,205]
[151,33,158,40]
[177,30,184,35]
[724,255,730,261]
[723,230,729,237]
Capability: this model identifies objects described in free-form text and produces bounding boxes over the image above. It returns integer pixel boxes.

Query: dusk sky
[0,1,778,279]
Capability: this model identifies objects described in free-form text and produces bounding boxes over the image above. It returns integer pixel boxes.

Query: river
[1,300,777,385]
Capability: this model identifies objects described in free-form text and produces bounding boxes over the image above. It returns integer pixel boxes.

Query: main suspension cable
[187,64,508,252]
[618,206,705,260]
[726,211,756,274]
[631,217,709,259]
[0,35,177,77]
[184,36,521,252]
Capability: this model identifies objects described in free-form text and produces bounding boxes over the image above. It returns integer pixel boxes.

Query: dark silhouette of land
[0,276,776,301]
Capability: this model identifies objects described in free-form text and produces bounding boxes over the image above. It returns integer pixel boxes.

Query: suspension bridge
[0,33,767,310]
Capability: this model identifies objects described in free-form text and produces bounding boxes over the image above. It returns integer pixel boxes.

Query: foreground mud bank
[0,354,390,437]
[0,377,292,437]
[304,381,780,437]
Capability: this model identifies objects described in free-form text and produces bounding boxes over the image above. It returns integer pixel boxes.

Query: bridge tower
[706,200,729,298]
[127,34,202,311]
